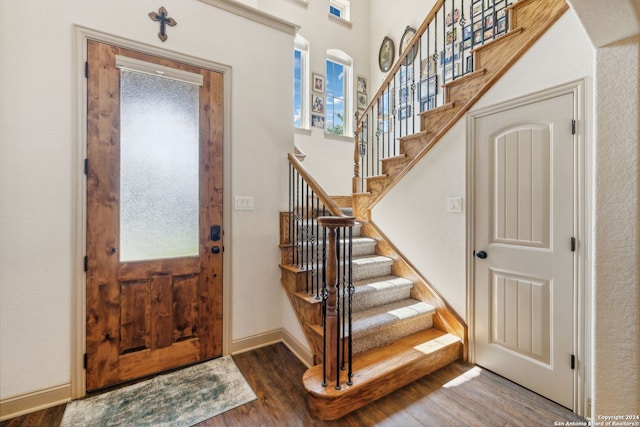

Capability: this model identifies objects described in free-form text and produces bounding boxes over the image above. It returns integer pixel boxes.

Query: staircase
[281,0,569,420]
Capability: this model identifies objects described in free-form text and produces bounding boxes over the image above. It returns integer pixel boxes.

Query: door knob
[211,246,221,254]
[475,250,487,259]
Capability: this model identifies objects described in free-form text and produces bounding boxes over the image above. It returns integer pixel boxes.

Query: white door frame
[71,25,234,399]
[465,79,590,416]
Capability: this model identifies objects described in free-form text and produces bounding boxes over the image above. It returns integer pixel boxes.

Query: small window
[329,0,350,21]
[325,49,353,137]
[293,36,309,129]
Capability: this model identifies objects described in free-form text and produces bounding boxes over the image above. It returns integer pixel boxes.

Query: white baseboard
[1,330,312,422]
[281,328,313,368]
[0,384,71,422]
[230,328,313,368]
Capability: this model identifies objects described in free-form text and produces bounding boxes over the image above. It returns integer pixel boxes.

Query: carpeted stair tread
[352,299,435,335]
[350,299,436,354]
[294,237,377,263]
[351,255,393,281]
[350,275,414,311]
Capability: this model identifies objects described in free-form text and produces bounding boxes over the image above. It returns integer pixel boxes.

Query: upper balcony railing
[354,0,513,193]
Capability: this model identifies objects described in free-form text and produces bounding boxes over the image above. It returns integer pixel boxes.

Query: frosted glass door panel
[120,70,200,262]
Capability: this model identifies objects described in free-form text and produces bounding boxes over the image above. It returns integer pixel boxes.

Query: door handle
[211,246,221,254]
[475,250,487,259]
[210,225,221,242]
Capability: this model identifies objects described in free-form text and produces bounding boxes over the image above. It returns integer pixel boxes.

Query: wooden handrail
[288,152,344,217]
[317,216,356,384]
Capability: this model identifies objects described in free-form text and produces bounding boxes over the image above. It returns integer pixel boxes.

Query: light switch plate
[234,196,255,211]
[447,196,462,213]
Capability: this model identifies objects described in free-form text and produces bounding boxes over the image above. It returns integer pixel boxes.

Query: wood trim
[0,384,71,422]
[330,195,353,208]
[198,0,300,34]
[282,328,314,368]
[230,329,283,355]
[466,78,589,416]
[73,25,234,399]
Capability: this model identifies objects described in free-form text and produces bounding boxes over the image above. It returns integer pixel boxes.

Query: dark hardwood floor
[1,342,585,426]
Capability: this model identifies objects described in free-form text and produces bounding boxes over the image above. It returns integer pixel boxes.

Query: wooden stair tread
[294,291,322,304]
[302,329,462,419]
[304,328,457,390]
[398,129,428,141]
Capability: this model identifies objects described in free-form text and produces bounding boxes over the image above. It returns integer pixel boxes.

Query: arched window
[293,35,309,129]
[325,49,353,137]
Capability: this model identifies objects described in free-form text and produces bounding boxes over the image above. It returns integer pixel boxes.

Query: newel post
[318,216,355,385]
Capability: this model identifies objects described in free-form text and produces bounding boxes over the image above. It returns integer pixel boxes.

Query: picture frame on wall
[357,92,368,110]
[446,28,457,44]
[311,114,325,129]
[378,36,395,72]
[472,1,482,16]
[312,73,325,93]
[420,96,436,112]
[496,16,507,34]
[357,75,368,94]
[463,25,472,41]
[421,56,436,78]
[399,105,412,120]
[444,62,461,80]
[446,9,460,26]
[311,94,325,114]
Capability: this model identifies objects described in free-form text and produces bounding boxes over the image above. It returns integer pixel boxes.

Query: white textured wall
[374,11,594,320]
[0,0,292,400]
[259,0,371,196]
[592,34,640,417]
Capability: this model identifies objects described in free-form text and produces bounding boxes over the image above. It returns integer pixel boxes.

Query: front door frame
[71,25,233,399]
[465,79,590,416]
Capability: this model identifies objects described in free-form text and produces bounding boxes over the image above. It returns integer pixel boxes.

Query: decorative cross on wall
[149,7,177,42]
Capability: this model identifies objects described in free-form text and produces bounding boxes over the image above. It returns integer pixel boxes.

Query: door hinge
[571,237,576,252]
[571,119,576,135]
[84,256,88,272]
[84,353,88,369]
[85,61,89,79]
[571,354,576,370]
[84,158,88,176]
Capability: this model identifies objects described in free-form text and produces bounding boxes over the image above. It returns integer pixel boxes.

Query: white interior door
[473,92,575,409]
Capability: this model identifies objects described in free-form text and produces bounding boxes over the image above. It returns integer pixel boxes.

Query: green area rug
[61,356,256,427]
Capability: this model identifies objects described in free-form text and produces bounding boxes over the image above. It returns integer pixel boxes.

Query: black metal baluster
[334,228,341,391]
[442,4,447,85]
[347,225,354,385]
[305,182,310,293]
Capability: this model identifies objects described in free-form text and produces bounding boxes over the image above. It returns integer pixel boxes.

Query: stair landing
[303,328,462,420]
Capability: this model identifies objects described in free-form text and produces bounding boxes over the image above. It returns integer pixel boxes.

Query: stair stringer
[354,0,570,215]
[360,220,468,359]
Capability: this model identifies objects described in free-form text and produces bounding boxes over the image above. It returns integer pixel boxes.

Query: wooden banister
[288,153,344,217]
[317,216,356,384]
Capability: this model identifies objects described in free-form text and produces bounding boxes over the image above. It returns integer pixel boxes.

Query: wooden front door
[472,92,576,409]
[86,41,224,391]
